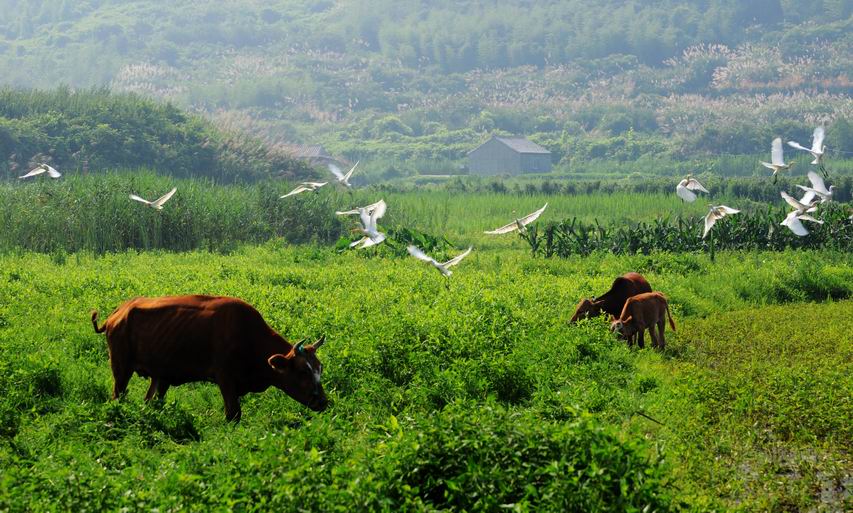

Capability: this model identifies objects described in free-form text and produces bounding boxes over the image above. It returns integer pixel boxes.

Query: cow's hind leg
[144,378,170,401]
[656,318,666,350]
[636,328,645,349]
[109,356,132,400]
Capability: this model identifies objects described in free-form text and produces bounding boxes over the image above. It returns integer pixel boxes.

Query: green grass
[0,246,850,510]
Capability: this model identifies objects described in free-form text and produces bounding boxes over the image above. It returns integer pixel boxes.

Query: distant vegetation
[1,171,849,254]
[0,1,850,179]
[0,88,312,181]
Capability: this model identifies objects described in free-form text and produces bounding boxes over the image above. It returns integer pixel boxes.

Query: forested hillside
[0,1,850,179]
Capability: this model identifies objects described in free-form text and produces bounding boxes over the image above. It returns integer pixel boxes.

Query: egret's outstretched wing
[359,233,385,248]
[370,199,387,221]
[407,245,437,264]
[328,162,345,180]
[130,194,152,206]
[18,166,46,179]
[153,187,177,208]
[343,161,359,181]
[702,211,718,239]
[806,171,828,195]
[797,214,823,224]
[812,126,825,152]
[760,161,776,170]
[484,220,521,235]
[442,247,472,268]
[781,211,808,236]
[686,177,709,193]
[44,164,61,178]
[787,141,810,152]
[518,203,548,226]
[780,191,806,211]
[676,183,697,202]
[771,137,785,166]
[795,188,816,206]
[281,186,311,198]
[717,205,740,215]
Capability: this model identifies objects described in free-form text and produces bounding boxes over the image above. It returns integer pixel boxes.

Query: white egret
[19,163,61,179]
[780,191,817,215]
[350,199,387,249]
[760,137,791,182]
[703,205,740,239]
[280,181,328,198]
[795,171,833,203]
[335,199,385,216]
[328,161,359,187]
[780,210,823,237]
[485,203,548,234]
[675,175,709,203]
[129,187,178,210]
[787,126,825,165]
[407,246,473,277]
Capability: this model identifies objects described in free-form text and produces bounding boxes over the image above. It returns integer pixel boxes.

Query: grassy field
[6,171,852,253]
[0,246,851,511]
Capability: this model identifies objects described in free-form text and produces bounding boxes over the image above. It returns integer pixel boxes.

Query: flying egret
[780,191,818,215]
[328,161,359,187]
[129,187,178,210]
[675,175,709,203]
[787,126,825,165]
[280,181,328,198]
[485,203,548,234]
[795,171,833,203]
[703,205,740,239]
[335,199,385,216]
[780,210,823,237]
[19,163,61,179]
[407,246,473,277]
[760,137,791,183]
[350,199,387,249]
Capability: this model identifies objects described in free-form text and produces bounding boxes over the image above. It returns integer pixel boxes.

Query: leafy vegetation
[524,203,853,257]
[0,247,850,510]
[0,88,312,181]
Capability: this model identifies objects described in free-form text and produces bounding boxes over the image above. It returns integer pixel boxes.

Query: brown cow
[570,272,652,323]
[609,292,676,350]
[92,295,328,420]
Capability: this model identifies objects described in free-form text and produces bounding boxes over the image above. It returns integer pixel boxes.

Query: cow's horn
[294,338,307,353]
[313,335,326,350]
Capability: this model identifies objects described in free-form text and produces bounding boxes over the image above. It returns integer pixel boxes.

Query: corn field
[524,203,853,257]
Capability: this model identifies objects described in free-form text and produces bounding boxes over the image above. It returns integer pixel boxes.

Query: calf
[92,295,328,420]
[570,272,652,323]
[609,292,676,350]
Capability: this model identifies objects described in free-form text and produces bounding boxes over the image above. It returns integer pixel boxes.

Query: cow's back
[621,292,667,328]
[104,295,272,385]
[600,273,653,317]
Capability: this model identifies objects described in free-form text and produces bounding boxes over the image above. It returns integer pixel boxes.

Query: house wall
[467,138,522,175]
[519,153,552,173]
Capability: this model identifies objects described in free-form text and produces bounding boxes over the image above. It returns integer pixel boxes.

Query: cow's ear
[268,353,292,371]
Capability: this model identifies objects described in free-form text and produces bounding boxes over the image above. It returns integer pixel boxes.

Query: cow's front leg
[218,381,242,421]
[636,327,645,349]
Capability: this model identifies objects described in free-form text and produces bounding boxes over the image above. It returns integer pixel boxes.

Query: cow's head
[610,317,636,340]
[268,335,328,412]
[570,297,603,323]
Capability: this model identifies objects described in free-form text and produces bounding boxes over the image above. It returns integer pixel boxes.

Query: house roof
[469,136,551,155]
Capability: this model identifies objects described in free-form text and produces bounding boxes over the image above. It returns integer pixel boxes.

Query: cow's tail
[91,310,107,334]
[665,302,676,332]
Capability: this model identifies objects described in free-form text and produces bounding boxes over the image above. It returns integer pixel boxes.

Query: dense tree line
[0,88,311,181]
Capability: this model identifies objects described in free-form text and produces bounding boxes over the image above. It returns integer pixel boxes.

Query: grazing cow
[609,292,676,350]
[570,272,652,323]
[92,295,328,421]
